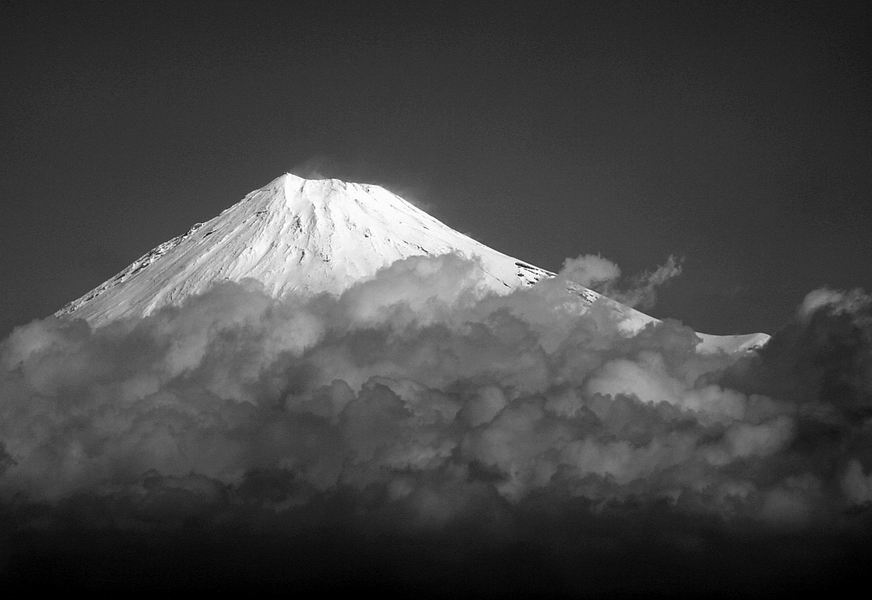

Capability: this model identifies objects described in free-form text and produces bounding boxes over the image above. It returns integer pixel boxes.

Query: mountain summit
[57,173,552,323]
[57,173,768,352]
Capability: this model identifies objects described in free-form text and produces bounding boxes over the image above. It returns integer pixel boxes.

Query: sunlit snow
[57,173,768,353]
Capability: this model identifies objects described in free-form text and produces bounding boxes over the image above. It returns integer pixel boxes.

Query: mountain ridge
[57,173,769,353]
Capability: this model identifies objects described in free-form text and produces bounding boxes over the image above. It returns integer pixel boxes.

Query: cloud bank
[1,253,871,594]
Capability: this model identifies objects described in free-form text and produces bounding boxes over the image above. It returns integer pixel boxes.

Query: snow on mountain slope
[56,173,769,353]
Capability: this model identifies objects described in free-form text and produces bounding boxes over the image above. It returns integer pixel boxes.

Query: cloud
[1,259,871,592]
[559,254,622,288]
[559,253,682,309]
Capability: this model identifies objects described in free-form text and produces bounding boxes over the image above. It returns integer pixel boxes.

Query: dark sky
[2,0,871,337]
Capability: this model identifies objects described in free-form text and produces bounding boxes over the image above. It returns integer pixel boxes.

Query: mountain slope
[56,173,768,353]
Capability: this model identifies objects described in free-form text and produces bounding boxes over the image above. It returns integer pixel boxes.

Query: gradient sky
[2,0,871,337]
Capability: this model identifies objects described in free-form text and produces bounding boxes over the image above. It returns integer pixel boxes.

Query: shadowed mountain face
[57,173,767,353]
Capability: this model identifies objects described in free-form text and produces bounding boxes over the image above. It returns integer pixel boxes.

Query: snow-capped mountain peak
[56,173,768,353]
[56,173,552,324]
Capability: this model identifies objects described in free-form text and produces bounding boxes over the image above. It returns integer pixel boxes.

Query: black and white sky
[2,0,871,337]
[3,2,872,596]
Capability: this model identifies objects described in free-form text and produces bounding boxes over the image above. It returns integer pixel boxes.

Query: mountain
[56,173,768,353]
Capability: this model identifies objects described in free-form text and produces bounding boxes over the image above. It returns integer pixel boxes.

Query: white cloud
[0,257,870,538]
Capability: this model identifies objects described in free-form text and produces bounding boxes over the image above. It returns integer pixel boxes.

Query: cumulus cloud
[1,258,872,593]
